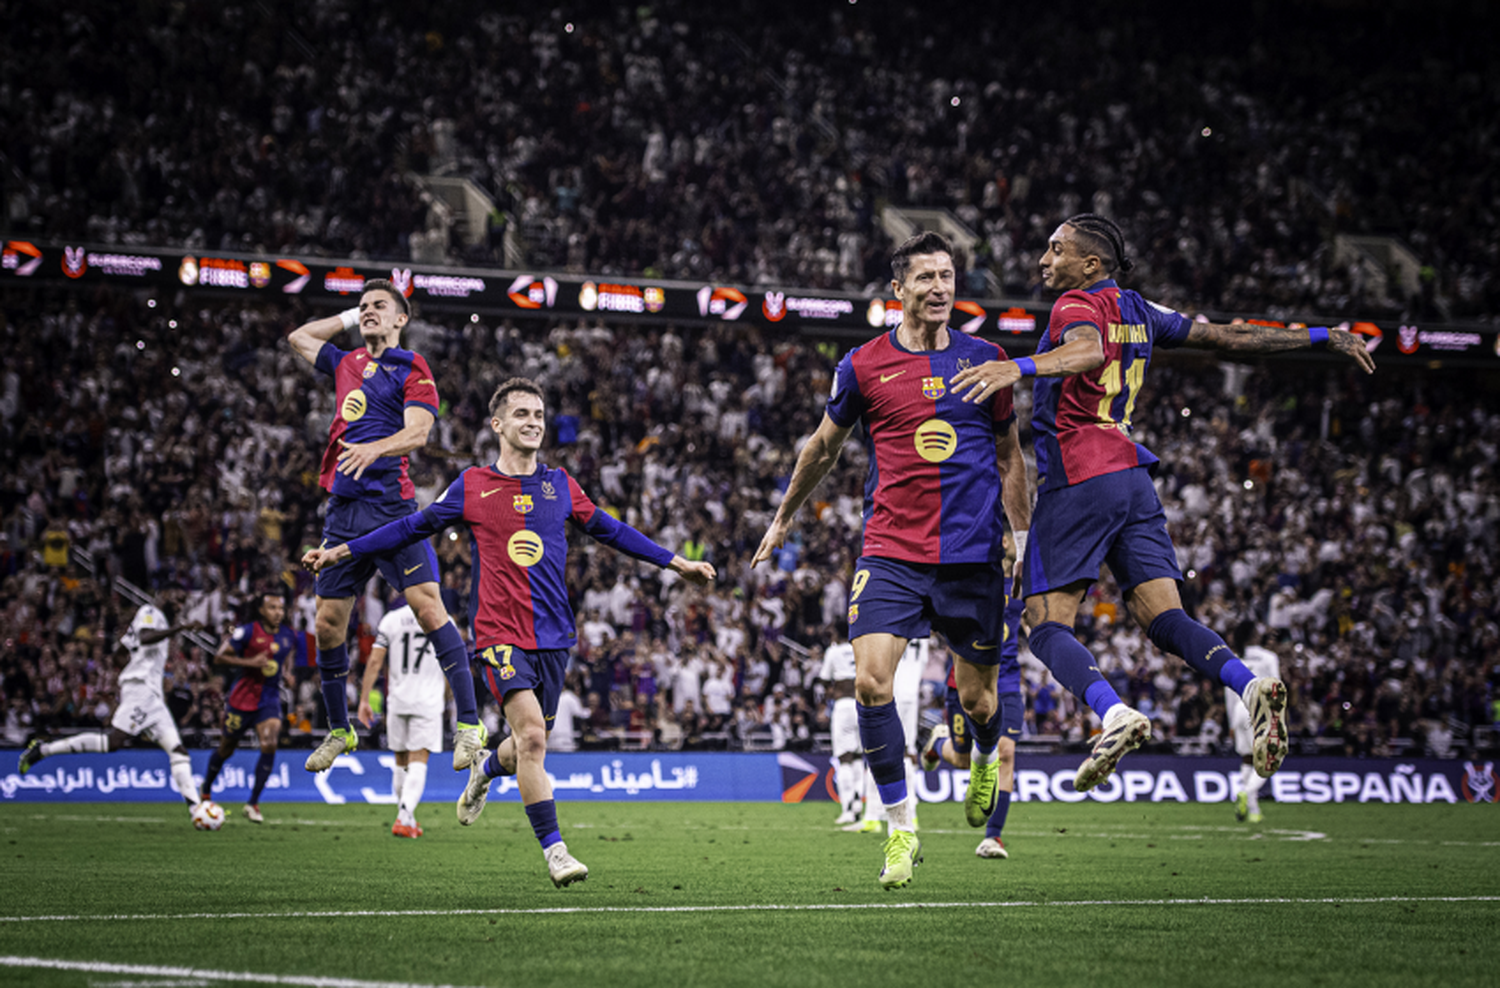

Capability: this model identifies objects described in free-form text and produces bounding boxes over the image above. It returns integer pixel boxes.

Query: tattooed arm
[1183,322,1376,374]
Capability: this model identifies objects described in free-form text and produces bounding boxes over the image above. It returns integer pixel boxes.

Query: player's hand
[950,359,1022,403]
[1329,325,1376,374]
[336,439,383,480]
[357,698,375,728]
[751,519,788,568]
[301,544,349,573]
[673,559,717,588]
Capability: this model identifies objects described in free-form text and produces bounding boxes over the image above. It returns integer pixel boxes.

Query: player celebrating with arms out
[199,590,295,822]
[304,378,715,887]
[287,279,487,774]
[754,231,1032,890]
[953,213,1375,790]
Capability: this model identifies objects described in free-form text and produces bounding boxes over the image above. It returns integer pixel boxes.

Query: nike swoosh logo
[481,488,502,497]
[1007,728,1021,735]
[970,641,998,651]
[862,744,886,755]
[403,564,422,575]
[879,371,905,383]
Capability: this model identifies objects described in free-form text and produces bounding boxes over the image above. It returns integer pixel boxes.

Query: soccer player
[1226,621,1281,823]
[921,596,1026,858]
[753,231,1032,890]
[952,213,1376,791]
[815,624,862,825]
[854,635,929,834]
[199,591,294,822]
[358,600,448,838]
[287,279,487,774]
[19,597,204,818]
[303,377,715,887]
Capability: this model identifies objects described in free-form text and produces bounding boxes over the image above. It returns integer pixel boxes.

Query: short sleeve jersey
[314,342,440,500]
[826,330,1016,564]
[374,605,446,715]
[118,604,170,686]
[225,620,295,710]
[1031,280,1192,491]
[818,642,856,683]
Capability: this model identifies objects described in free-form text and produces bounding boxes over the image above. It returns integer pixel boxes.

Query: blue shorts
[316,495,440,599]
[1023,466,1182,596]
[477,643,567,729]
[943,689,1024,752]
[224,700,280,735]
[847,557,1008,666]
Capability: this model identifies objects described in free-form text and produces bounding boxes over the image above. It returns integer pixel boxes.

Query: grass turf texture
[2,800,1497,988]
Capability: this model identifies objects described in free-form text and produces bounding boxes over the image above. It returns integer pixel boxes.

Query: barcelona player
[303,377,716,888]
[200,591,295,822]
[753,231,1032,890]
[921,536,1026,857]
[952,213,1375,791]
[288,279,486,774]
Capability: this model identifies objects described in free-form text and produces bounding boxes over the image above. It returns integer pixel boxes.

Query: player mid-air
[953,213,1375,790]
[288,279,487,774]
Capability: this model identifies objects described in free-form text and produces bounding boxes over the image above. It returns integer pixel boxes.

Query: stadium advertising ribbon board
[4,240,1494,360]
[0,750,1494,806]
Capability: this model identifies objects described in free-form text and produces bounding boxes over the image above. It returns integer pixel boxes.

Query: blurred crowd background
[1,0,1496,761]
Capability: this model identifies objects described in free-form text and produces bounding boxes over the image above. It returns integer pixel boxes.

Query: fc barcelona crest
[922,376,946,400]
[513,494,534,513]
[847,604,859,624]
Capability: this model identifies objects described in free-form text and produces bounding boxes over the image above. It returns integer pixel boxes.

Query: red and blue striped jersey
[225,620,294,710]
[1031,280,1191,491]
[314,342,440,501]
[826,330,1016,565]
[346,463,674,651]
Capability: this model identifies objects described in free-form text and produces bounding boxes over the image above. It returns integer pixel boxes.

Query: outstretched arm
[288,309,358,366]
[1184,322,1375,374]
[751,413,854,567]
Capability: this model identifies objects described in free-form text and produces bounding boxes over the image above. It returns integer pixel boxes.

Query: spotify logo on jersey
[914,419,957,463]
[341,389,368,422]
[507,530,545,566]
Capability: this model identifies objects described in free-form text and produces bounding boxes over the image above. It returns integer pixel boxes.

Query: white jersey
[118,604,171,690]
[376,606,446,716]
[818,642,856,683]
[895,637,927,750]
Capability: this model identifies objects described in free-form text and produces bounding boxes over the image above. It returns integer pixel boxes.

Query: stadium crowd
[1,288,1496,760]
[2,1,1496,321]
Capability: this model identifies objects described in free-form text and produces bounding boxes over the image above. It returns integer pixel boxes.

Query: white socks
[167,751,197,807]
[399,762,427,824]
[43,733,109,757]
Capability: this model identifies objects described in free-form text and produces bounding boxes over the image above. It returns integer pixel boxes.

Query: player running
[359,601,448,838]
[815,625,863,826]
[288,279,486,774]
[953,213,1375,791]
[199,591,294,822]
[19,596,205,820]
[303,377,715,887]
[754,231,1032,890]
[1226,621,1281,823]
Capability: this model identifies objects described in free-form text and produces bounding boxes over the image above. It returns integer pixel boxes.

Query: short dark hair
[489,376,544,417]
[890,230,955,284]
[1064,213,1134,275]
[361,278,410,318]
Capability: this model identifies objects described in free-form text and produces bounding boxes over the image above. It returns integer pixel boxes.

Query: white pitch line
[0,956,482,988]
[2,896,1497,924]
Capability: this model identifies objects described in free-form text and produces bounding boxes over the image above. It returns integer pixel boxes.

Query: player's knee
[313,618,346,648]
[960,691,996,723]
[854,672,892,706]
[512,724,547,758]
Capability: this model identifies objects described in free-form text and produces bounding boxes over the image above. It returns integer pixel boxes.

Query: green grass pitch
[2,799,1497,987]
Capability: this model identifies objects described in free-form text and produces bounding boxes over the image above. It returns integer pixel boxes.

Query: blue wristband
[1308,326,1329,349]
[1014,356,1038,377]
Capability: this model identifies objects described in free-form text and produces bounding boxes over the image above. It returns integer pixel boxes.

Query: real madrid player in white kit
[19,599,205,818]
[360,602,451,838]
[1226,622,1281,823]
[816,625,862,825]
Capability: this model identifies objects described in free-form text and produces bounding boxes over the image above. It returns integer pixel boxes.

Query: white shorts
[387,711,443,754]
[894,665,922,753]
[830,697,860,758]
[111,682,183,751]
[1228,698,1253,757]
